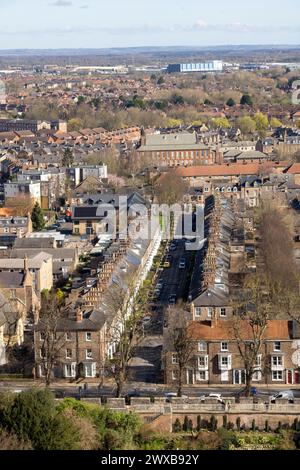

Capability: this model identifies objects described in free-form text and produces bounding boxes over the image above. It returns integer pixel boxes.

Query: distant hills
[0,45,299,56]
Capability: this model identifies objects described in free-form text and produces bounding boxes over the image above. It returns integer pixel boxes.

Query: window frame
[220,307,227,317]
[195,307,202,317]
[86,348,93,360]
[274,341,281,352]
[86,332,92,342]
[221,341,229,352]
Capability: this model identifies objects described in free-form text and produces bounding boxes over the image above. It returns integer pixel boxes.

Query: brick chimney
[24,254,29,273]
[76,308,83,322]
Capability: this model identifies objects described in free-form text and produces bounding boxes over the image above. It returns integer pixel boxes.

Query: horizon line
[0,43,300,53]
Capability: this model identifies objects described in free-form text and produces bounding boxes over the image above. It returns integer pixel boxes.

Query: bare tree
[166,306,195,397]
[105,276,147,397]
[155,171,188,206]
[5,194,34,217]
[37,292,65,386]
[231,276,271,396]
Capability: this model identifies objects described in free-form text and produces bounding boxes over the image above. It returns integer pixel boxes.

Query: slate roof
[0,271,24,288]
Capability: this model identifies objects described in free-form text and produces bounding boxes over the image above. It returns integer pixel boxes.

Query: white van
[269,390,294,403]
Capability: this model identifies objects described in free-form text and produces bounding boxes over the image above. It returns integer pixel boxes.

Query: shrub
[277,422,282,433]
[251,420,256,432]
[196,415,202,432]
[104,429,135,450]
[210,415,218,432]
[236,417,241,431]
[293,418,299,431]
[188,419,193,432]
[196,431,221,450]
[173,419,182,433]
[0,389,80,450]
[223,415,228,429]
[0,429,32,450]
[183,416,189,432]
[265,420,270,432]
[217,428,236,450]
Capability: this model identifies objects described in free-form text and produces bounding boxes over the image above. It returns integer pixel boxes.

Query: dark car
[125,391,141,404]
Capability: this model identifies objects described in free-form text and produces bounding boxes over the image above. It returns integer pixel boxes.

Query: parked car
[125,390,141,404]
[169,243,177,251]
[179,257,186,269]
[165,392,188,403]
[142,315,151,324]
[164,255,172,268]
[156,280,164,290]
[269,390,294,403]
[200,393,224,403]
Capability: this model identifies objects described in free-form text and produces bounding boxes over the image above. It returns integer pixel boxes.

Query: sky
[0,0,299,49]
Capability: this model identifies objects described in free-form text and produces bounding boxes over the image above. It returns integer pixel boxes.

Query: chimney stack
[24,254,29,273]
[76,308,83,322]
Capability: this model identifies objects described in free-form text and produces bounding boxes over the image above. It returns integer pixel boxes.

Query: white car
[142,315,151,324]
[200,393,224,403]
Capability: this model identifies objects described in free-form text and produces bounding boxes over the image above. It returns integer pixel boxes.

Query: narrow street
[128,214,199,384]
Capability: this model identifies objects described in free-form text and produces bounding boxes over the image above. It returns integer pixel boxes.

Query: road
[128,204,215,385]
[1,380,300,400]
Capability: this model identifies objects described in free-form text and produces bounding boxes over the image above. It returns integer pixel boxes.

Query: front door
[287,369,300,384]
[186,369,194,385]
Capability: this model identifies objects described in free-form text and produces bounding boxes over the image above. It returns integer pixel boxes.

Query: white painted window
[195,307,202,317]
[198,341,206,352]
[256,354,262,367]
[66,349,72,359]
[272,356,283,366]
[85,362,96,378]
[172,353,179,364]
[86,332,92,341]
[207,307,213,318]
[272,371,283,381]
[221,342,228,352]
[172,370,179,381]
[198,355,208,368]
[196,371,208,381]
[86,349,93,359]
[220,308,227,317]
[274,341,281,352]
[64,363,76,378]
[252,371,262,381]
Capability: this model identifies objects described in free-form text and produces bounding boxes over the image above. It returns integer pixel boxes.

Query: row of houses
[163,197,300,386]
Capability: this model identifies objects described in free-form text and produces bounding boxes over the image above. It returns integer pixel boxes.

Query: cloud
[191,19,297,34]
[0,21,298,38]
[80,4,89,8]
[50,0,73,6]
